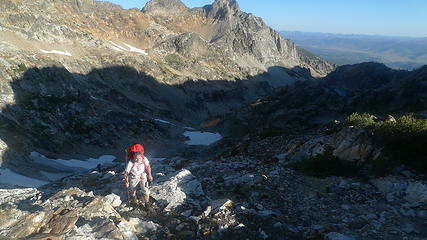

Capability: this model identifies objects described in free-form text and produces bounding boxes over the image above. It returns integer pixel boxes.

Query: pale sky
[106,0,427,38]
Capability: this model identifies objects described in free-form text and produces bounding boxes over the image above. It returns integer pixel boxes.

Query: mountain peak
[205,0,240,19]
[142,0,188,15]
[213,0,240,9]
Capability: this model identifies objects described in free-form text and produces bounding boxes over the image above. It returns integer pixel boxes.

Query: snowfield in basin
[183,131,222,145]
[0,168,49,188]
[0,153,116,188]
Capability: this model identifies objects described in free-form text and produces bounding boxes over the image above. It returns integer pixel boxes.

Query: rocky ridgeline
[0,147,426,239]
[0,0,334,85]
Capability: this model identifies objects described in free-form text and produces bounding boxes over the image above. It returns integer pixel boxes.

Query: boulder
[150,169,204,211]
[210,199,233,215]
[105,193,122,207]
[331,127,377,163]
[287,136,330,162]
[126,218,160,234]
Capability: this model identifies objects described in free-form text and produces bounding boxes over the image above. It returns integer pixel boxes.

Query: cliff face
[143,0,335,77]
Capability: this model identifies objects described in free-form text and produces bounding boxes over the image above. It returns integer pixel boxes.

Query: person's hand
[124,179,129,188]
[148,175,153,183]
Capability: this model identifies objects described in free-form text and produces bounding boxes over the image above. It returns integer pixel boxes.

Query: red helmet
[129,144,144,159]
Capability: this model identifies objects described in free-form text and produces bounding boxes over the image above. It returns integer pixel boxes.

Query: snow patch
[108,41,147,55]
[108,41,127,51]
[52,155,116,170]
[154,119,171,124]
[124,43,148,55]
[0,168,48,188]
[30,152,116,172]
[40,49,72,56]
[183,131,222,145]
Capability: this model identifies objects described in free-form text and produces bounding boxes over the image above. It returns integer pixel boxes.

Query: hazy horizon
[280,30,427,39]
[106,0,427,38]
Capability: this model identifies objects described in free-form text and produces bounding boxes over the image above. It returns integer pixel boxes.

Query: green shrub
[289,146,359,178]
[13,63,27,73]
[346,113,427,174]
[346,112,375,127]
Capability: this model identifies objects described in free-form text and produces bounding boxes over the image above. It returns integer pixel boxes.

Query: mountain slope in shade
[221,62,427,138]
[0,0,334,161]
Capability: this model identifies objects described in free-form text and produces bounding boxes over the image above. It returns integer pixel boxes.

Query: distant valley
[281,31,427,70]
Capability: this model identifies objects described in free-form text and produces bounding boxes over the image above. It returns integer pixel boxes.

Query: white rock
[203,206,212,217]
[127,218,159,234]
[210,199,233,215]
[105,193,122,207]
[150,169,204,211]
[217,224,229,232]
[117,221,138,240]
[235,223,245,229]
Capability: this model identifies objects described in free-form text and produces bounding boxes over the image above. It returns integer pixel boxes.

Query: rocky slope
[0,147,426,239]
